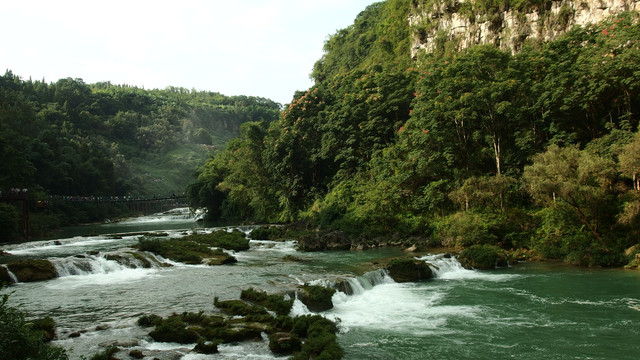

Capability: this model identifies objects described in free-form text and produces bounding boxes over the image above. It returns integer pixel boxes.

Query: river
[2,208,640,359]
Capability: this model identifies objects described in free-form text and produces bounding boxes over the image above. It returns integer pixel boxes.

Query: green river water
[2,209,639,359]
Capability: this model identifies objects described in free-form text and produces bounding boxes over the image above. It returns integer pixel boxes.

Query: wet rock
[404,244,418,252]
[0,266,14,283]
[6,259,57,282]
[333,279,354,296]
[296,285,336,312]
[193,340,218,354]
[386,257,433,283]
[129,349,144,359]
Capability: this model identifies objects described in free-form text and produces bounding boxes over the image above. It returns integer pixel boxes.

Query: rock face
[6,259,58,282]
[386,258,433,282]
[410,0,640,56]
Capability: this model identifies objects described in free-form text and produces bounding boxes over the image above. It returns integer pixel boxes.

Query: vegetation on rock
[459,244,510,270]
[0,284,68,360]
[296,285,336,312]
[138,288,342,358]
[136,235,237,265]
[386,257,433,282]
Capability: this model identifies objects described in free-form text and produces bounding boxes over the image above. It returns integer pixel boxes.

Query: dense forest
[188,0,640,267]
[0,74,280,236]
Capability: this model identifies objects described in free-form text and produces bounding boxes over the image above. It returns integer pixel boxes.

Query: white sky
[1,0,379,105]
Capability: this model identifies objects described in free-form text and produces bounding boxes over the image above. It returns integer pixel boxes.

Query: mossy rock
[296,285,336,312]
[7,259,57,282]
[183,230,250,251]
[148,316,200,344]
[459,244,509,270]
[269,332,301,355]
[249,226,284,241]
[386,258,433,283]
[240,288,293,316]
[205,250,237,265]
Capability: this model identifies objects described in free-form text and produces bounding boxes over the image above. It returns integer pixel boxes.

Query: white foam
[419,254,519,281]
[327,282,478,335]
[47,268,159,289]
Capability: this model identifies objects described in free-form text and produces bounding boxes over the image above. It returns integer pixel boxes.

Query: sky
[1,0,379,105]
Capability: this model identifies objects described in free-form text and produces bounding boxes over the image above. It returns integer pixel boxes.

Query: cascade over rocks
[0,265,13,283]
[6,259,57,282]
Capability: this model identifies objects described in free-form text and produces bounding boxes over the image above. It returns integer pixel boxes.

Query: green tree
[522,144,616,245]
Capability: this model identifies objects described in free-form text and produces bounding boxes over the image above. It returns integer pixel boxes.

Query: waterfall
[50,251,161,277]
[418,254,517,281]
[2,264,19,284]
[336,269,395,296]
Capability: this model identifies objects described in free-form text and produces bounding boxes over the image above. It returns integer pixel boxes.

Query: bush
[438,211,497,248]
[249,226,284,240]
[290,315,342,360]
[458,244,508,270]
[137,314,163,327]
[0,285,69,360]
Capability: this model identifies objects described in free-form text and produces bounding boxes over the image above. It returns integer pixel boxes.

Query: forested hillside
[188,0,640,267]
[0,73,280,234]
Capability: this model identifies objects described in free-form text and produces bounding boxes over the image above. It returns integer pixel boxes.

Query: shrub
[458,244,508,270]
[249,226,284,240]
[0,285,69,360]
[438,211,497,248]
[137,314,162,327]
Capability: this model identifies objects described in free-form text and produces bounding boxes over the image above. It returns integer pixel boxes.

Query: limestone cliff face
[409,0,640,57]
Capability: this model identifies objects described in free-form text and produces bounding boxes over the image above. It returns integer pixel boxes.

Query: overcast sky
[1,0,379,105]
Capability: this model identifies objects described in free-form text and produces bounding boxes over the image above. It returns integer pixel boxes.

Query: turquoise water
[3,211,639,359]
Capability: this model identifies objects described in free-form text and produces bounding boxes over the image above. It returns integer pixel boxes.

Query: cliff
[409,0,640,56]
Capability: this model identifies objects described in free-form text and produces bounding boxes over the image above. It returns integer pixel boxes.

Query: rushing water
[2,209,640,359]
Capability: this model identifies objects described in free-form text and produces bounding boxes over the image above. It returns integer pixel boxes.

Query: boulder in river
[458,244,509,270]
[386,257,433,282]
[296,284,336,312]
[6,259,57,282]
